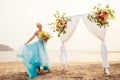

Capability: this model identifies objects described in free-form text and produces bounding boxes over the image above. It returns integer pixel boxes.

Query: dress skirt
[17,40,50,78]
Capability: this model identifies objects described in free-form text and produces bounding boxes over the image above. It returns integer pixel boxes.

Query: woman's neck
[38,29,42,32]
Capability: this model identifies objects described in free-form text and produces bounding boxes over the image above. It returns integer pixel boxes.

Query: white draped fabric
[101,41,109,67]
[60,43,67,64]
[60,15,81,64]
[60,14,109,68]
[82,14,109,67]
[60,15,81,43]
[82,15,106,41]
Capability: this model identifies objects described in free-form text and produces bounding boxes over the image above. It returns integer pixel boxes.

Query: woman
[18,23,50,79]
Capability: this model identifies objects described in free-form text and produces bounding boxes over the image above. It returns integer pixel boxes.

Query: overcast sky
[0,0,120,51]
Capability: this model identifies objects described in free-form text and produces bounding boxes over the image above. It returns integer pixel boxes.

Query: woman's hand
[24,43,27,45]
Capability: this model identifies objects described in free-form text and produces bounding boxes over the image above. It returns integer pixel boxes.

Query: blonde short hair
[36,23,42,27]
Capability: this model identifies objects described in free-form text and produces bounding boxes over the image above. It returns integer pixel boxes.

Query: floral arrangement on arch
[88,4,115,28]
[38,31,52,42]
[49,11,71,37]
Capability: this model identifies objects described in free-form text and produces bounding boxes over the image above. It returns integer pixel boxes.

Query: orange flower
[49,11,71,37]
[88,4,115,27]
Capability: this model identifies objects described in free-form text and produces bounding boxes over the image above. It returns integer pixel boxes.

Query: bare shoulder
[34,31,39,35]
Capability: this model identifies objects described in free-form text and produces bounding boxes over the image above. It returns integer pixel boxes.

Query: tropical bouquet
[48,11,71,37]
[88,4,115,28]
[38,31,52,42]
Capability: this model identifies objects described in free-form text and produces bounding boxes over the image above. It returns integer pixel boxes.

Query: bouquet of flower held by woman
[49,11,71,37]
[38,31,52,42]
[88,4,115,28]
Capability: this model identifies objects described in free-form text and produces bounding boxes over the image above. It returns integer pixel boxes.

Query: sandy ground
[0,61,120,80]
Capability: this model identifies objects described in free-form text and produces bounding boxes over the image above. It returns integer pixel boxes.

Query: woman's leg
[37,67,41,74]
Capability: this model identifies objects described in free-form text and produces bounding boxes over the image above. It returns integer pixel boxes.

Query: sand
[0,61,120,80]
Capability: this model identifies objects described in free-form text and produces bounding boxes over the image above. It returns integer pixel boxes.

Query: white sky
[0,0,120,51]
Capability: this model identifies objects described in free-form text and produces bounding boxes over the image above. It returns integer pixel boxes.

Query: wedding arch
[60,14,109,68]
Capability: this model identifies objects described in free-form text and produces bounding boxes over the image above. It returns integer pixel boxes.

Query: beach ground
[0,61,120,80]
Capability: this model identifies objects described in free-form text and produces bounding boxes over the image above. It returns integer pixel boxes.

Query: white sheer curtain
[82,14,109,68]
[60,15,81,43]
[60,15,81,65]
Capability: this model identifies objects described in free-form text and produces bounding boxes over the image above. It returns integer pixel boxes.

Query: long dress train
[17,39,50,78]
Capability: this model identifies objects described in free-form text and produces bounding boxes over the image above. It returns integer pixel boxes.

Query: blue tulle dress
[17,38,50,78]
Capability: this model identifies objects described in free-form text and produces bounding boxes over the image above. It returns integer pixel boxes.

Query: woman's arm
[25,32,37,45]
